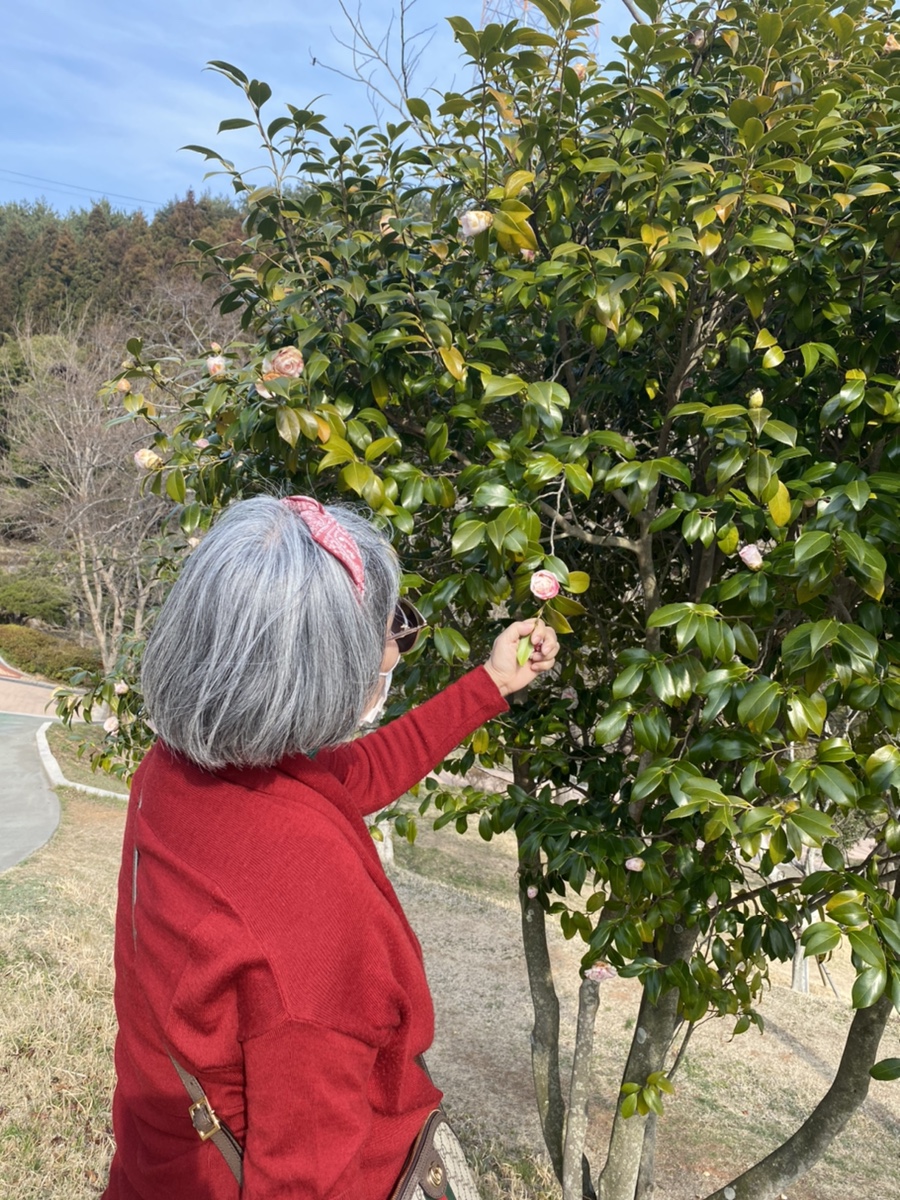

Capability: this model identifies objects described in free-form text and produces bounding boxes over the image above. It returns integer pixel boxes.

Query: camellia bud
[585,962,617,983]
[114,681,129,696]
[739,544,764,571]
[103,716,120,735]
[624,856,646,872]
[134,448,163,471]
[526,885,539,899]
[116,378,132,393]
[748,389,764,409]
[210,341,222,353]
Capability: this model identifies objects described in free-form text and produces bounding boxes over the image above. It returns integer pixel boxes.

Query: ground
[1,777,899,1198]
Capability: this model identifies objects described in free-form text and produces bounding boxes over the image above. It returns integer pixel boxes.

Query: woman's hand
[483,619,559,697]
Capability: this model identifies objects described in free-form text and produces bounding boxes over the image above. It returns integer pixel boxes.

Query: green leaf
[737,679,781,733]
[451,520,486,556]
[758,11,783,47]
[567,572,590,594]
[802,922,842,957]
[473,481,515,508]
[275,406,301,447]
[852,965,887,1009]
[870,1058,900,1082]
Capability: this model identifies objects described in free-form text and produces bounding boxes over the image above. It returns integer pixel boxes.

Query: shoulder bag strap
[168,1053,244,1188]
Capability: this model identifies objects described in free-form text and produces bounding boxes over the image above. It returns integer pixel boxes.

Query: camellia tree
[75,1,900,1196]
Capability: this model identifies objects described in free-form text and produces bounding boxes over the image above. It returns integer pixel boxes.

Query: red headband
[281,496,366,601]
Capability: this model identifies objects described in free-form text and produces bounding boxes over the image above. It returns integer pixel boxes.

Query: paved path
[0,670,62,873]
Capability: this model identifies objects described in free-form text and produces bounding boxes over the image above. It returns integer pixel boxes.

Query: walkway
[0,669,61,873]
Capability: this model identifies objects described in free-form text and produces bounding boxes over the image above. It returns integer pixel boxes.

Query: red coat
[104,667,507,1200]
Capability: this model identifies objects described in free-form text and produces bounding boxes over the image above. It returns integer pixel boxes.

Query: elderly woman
[104,494,558,1200]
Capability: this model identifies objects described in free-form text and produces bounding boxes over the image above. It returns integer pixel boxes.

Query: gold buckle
[189,1097,222,1142]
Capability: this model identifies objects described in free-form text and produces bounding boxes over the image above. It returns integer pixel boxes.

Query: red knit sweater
[103,667,508,1200]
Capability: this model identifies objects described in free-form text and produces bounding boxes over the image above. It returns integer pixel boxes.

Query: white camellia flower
[206,355,227,376]
[114,681,129,696]
[103,716,119,735]
[625,856,646,872]
[459,210,493,239]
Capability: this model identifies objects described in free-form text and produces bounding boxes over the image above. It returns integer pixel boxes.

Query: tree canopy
[74,1,900,1196]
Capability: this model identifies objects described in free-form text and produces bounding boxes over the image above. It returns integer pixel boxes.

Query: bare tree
[0,318,169,672]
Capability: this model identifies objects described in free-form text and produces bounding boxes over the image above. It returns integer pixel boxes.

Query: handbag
[168,1053,483,1200]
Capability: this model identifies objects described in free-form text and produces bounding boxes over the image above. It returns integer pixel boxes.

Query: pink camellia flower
[134,448,163,471]
[114,681,129,696]
[739,544,764,571]
[103,716,119,735]
[530,570,561,601]
[573,62,587,81]
[459,210,493,239]
[625,856,646,872]
[526,885,539,899]
[520,248,536,263]
[266,346,305,378]
[206,355,226,376]
[585,962,617,983]
[194,437,210,450]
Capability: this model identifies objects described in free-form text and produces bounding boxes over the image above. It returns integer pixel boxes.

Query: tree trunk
[516,825,565,1182]
[701,992,894,1200]
[598,925,698,1200]
[562,977,600,1200]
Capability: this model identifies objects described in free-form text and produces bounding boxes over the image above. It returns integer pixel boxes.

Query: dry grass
[0,789,120,1197]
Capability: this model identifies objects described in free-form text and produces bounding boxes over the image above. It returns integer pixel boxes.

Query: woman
[104,494,558,1199]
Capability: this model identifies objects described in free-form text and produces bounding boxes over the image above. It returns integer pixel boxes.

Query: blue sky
[0,0,631,215]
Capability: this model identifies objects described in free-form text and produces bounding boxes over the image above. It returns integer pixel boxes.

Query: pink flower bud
[625,856,645,872]
[103,716,119,735]
[585,962,617,983]
[134,448,163,471]
[266,346,305,378]
[210,342,222,353]
[194,437,210,449]
[520,248,535,263]
[206,355,226,376]
[459,210,493,239]
[526,885,539,899]
[530,570,561,601]
[739,544,764,571]
[114,681,129,696]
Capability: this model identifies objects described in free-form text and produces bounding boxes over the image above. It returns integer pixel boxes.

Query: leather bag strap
[168,1053,244,1188]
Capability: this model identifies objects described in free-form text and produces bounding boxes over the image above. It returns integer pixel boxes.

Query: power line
[0,168,162,208]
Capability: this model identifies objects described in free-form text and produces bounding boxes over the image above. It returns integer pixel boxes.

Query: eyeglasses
[387,597,428,654]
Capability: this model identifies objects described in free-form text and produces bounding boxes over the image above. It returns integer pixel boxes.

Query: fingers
[526,620,558,671]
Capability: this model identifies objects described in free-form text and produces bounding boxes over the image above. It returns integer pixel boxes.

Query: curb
[36,721,128,802]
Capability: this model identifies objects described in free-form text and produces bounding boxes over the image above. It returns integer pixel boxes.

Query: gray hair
[141,495,399,769]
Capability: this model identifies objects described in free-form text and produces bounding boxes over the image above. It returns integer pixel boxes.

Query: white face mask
[361,667,394,725]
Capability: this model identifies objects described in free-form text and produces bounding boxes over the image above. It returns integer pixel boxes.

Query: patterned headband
[280,496,366,601]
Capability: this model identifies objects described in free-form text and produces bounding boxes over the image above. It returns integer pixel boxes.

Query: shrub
[0,571,70,625]
[0,624,100,681]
